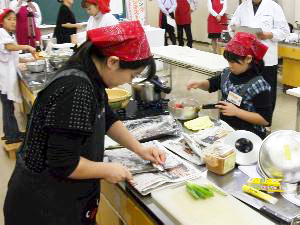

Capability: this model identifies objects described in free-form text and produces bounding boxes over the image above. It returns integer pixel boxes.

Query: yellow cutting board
[151,178,275,225]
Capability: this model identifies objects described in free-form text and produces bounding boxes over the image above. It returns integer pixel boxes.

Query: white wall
[277,0,295,24]
[146,0,299,43]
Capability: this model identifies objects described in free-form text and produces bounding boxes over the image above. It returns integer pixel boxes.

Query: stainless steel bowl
[259,130,300,183]
[168,98,199,120]
[26,60,46,73]
[49,56,69,69]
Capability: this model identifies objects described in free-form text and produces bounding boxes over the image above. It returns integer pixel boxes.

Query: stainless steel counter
[119,165,300,225]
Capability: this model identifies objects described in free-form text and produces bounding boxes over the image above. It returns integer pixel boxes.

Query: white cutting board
[152,178,275,225]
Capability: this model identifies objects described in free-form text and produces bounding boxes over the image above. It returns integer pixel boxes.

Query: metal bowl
[26,60,46,73]
[259,130,300,183]
[49,56,69,69]
[168,98,199,120]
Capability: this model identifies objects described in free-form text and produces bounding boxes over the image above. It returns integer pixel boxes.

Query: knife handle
[260,206,291,225]
[202,104,217,109]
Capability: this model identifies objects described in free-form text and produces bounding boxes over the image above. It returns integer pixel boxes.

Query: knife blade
[231,191,292,225]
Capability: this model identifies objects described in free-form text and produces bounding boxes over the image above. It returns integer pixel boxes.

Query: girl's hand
[76,23,84,29]
[215,101,241,117]
[26,45,36,58]
[137,147,166,165]
[187,81,201,90]
[103,163,133,184]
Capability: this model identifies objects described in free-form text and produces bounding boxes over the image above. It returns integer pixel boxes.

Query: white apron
[0,28,22,103]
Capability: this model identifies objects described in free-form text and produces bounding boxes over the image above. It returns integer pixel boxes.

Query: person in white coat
[157,0,177,45]
[229,0,289,115]
[73,0,119,46]
[0,8,36,144]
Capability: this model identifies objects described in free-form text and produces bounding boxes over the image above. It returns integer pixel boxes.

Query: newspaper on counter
[162,136,204,165]
[123,115,182,142]
[190,120,234,149]
[104,140,202,195]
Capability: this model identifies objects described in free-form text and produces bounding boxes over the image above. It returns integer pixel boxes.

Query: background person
[229,0,289,116]
[54,0,84,44]
[157,0,177,46]
[207,0,227,53]
[10,0,42,47]
[0,8,36,144]
[175,0,198,48]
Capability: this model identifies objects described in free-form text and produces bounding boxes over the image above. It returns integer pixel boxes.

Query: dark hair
[57,0,63,3]
[81,0,95,8]
[64,41,156,80]
[223,50,265,74]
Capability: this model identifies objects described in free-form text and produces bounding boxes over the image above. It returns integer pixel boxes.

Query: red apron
[175,0,191,25]
[207,0,227,34]
[16,6,41,47]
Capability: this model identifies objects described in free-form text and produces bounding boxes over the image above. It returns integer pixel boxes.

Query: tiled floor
[0,42,298,225]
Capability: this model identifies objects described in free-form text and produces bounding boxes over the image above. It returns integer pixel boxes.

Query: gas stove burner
[115,100,169,121]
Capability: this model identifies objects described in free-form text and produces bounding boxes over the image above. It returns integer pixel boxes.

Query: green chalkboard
[36,0,89,25]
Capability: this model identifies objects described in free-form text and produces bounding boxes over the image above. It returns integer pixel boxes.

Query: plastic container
[204,144,236,175]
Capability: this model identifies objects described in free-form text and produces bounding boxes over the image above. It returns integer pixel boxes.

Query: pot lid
[224,130,262,165]
[259,130,300,183]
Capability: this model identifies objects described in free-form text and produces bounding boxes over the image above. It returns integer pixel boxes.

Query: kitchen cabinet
[96,180,156,225]
[278,43,300,88]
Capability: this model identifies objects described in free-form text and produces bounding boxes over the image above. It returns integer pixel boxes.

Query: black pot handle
[149,77,172,94]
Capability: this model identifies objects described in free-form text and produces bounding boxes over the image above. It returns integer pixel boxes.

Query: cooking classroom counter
[97,164,299,225]
[18,68,56,113]
[18,67,299,225]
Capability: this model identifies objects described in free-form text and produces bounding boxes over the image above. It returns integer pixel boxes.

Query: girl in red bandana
[0,9,36,144]
[4,21,166,225]
[73,0,118,45]
[187,32,272,139]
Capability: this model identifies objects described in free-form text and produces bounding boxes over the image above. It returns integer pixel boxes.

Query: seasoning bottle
[204,144,236,175]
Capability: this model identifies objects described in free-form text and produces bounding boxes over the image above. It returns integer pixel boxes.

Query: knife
[231,191,292,225]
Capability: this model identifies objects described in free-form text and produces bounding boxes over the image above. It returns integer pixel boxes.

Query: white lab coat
[9,1,42,26]
[229,0,289,66]
[76,12,119,46]
[0,28,22,103]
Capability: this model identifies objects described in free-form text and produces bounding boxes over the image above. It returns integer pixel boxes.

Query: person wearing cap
[4,21,166,225]
[187,32,272,139]
[175,0,198,48]
[229,0,289,116]
[157,0,177,46]
[72,0,119,45]
[9,0,42,47]
[0,9,36,144]
[54,0,84,44]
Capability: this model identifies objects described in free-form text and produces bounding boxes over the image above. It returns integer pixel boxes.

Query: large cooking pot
[131,76,171,102]
[259,130,300,183]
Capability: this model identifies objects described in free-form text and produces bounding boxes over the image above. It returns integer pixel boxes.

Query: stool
[3,142,22,160]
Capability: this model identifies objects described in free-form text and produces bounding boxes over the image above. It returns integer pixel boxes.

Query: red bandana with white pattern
[87,21,152,62]
[225,32,268,61]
